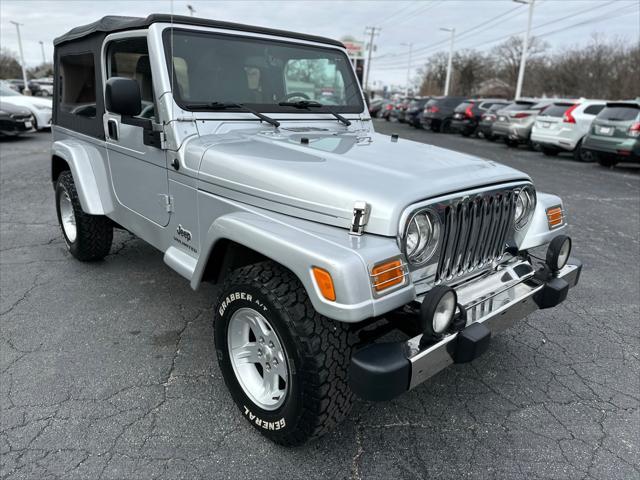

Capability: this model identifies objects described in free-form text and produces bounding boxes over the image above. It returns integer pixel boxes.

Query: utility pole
[401,43,413,96]
[363,26,381,93]
[440,27,455,96]
[10,21,30,96]
[514,0,535,99]
[39,41,46,64]
[187,4,196,16]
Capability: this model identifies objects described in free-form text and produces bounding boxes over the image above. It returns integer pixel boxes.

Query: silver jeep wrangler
[51,15,581,445]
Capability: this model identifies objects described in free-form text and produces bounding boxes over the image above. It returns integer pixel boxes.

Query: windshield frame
[161,28,365,115]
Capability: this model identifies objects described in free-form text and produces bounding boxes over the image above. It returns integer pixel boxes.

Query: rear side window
[503,102,534,112]
[583,104,604,115]
[598,106,639,121]
[59,53,96,118]
[489,103,508,112]
[540,104,572,117]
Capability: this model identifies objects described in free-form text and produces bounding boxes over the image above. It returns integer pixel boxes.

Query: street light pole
[187,4,195,16]
[514,0,535,99]
[441,27,455,96]
[39,41,46,64]
[401,42,413,96]
[363,26,381,93]
[10,21,30,96]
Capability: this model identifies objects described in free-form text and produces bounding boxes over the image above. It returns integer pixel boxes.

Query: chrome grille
[436,191,517,282]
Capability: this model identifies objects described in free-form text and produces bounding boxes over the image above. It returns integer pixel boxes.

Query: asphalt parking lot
[1,122,638,480]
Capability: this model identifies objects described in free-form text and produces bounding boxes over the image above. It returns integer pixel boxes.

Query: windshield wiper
[277,100,352,127]
[186,102,280,128]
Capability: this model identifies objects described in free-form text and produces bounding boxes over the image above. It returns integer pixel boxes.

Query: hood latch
[350,201,370,236]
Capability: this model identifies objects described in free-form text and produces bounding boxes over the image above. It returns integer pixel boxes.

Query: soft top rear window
[540,103,573,117]
[598,105,640,121]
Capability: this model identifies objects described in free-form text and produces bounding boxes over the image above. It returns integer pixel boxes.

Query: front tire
[55,171,113,261]
[214,261,355,446]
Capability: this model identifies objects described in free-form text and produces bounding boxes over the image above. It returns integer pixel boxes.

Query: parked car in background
[451,98,510,137]
[4,78,42,96]
[531,100,606,161]
[492,99,556,147]
[395,97,414,123]
[582,101,640,167]
[0,83,52,130]
[380,100,393,121]
[0,102,35,138]
[406,97,429,128]
[368,98,385,117]
[478,102,512,141]
[421,96,467,132]
[34,78,54,96]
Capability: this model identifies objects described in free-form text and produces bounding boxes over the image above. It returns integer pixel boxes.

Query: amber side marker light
[312,267,336,301]
[371,259,406,293]
[546,206,564,229]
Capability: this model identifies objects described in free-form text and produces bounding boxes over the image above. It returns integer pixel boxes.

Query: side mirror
[105,77,141,116]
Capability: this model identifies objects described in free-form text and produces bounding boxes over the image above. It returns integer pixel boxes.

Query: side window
[60,53,96,118]
[584,104,604,115]
[107,38,155,120]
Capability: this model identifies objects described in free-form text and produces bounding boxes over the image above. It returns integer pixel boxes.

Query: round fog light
[420,286,458,338]
[546,235,572,272]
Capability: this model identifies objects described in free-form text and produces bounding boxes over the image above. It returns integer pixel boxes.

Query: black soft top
[54,14,344,48]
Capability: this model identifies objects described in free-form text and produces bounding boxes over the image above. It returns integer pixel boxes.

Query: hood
[193,127,529,236]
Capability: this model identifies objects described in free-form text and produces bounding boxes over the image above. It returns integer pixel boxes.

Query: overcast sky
[1,0,638,87]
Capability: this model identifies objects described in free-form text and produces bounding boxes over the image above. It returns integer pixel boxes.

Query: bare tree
[491,36,547,94]
[0,48,22,79]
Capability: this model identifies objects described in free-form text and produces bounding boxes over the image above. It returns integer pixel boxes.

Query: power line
[372,0,626,70]
[372,3,636,71]
[372,3,526,64]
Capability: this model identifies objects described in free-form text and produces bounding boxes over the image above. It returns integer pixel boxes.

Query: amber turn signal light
[312,267,336,301]
[371,259,406,292]
[546,206,564,229]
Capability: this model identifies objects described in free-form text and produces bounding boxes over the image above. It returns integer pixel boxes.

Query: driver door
[104,35,170,227]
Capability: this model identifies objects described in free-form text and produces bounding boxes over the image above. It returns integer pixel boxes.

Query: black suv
[451,98,510,137]
[420,96,467,133]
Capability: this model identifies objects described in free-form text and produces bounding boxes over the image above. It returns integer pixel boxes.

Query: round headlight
[405,210,440,265]
[514,186,536,230]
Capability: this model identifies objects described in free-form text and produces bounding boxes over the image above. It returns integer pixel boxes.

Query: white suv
[531,99,606,161]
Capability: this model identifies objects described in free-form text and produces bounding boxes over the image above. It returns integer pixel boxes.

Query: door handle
[107,119,119,141]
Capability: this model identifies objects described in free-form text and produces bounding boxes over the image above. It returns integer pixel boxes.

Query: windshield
[0,85,21,96]
[163,30,364,113]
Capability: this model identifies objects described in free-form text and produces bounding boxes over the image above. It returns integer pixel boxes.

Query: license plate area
[597,126,614,136]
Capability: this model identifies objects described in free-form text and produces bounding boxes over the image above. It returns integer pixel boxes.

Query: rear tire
[214,261,355,446]
[505,139,518,148]
[573,141,594,162]
[55,171,113,261]
[439,119,452,133]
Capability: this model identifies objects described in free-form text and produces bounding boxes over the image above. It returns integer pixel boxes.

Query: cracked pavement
[1,126,638,479]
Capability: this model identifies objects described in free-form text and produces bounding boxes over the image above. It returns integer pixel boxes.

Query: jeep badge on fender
[51,14,581,446]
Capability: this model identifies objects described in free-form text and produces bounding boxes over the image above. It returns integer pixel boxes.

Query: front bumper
[349,258,582,401]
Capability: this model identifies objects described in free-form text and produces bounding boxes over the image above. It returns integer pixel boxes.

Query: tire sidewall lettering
[214,285,302,437]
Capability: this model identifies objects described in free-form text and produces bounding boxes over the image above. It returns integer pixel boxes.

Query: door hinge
[350,201,370,236]
[160,132,168,149]
[159,194,174,213]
